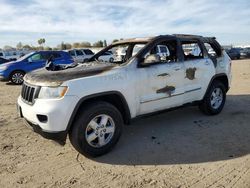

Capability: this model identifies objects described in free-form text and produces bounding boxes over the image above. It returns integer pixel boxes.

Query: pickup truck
[17,34,232,157]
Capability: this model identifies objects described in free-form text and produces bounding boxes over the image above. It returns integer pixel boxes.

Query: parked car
[0,51,74,84]
[0,50,29,61]
[225,48,241,59]
[98,51,114,62]
[240,48,250,59]
[17,34,231,157]
[0,57,9,64]
[66,49,94,63]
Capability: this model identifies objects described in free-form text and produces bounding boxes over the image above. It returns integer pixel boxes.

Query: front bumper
[17,95,79,142]
[24,118,67,144]
[0,75,8,81]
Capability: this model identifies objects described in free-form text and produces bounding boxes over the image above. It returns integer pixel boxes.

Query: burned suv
[17,34,232,157]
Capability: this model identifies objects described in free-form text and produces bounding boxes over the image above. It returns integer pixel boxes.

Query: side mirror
[142,54,160,65]
[28,58,32,63]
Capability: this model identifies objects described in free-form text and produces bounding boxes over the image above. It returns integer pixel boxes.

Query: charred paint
[156,85,175,96]
[186,67,197,80]
[24,61,116,86]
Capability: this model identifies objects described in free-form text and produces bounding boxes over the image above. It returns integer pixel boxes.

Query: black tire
[69,101,123,157]
[109,57,114,63]
[199,81,226,115]
[10,71,25,85]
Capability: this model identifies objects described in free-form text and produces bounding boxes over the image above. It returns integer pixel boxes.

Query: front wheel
[10,71,25,84]
[69,101,123,157]
[199,81,226,115]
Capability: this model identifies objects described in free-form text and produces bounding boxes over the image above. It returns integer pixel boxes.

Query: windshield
[16,52,35,61]
[89,42,147,64]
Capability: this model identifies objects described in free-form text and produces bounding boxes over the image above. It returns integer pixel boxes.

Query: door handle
[173,67,181,71]
[157,73,170,77]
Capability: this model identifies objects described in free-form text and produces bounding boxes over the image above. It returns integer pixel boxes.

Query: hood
[24,61,116,86]
[0,60,17,67]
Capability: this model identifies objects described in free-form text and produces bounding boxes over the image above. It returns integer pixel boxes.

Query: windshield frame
[88,41,150,65]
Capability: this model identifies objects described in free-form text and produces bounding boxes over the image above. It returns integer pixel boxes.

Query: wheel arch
[203,73,229,100]
[8,69,26,80]
[66,91,131,132]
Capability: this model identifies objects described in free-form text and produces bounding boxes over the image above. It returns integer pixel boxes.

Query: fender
[66,91,131,132]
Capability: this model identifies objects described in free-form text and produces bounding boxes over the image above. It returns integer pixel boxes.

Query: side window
[182,41,203,60]
[76,50,84,56]
[69,50,75,56]
[0,52,3,56]
[31,53,43,61]
[142,40,178,65]
[83,49,94,55]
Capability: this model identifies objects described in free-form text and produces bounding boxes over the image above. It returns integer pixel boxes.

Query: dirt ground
[0,60,250,188]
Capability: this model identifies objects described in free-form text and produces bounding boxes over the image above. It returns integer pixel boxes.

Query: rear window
[83,49,94,55]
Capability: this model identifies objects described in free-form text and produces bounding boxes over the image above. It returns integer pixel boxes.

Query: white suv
[67,49,94,63]
[17,34,232,157]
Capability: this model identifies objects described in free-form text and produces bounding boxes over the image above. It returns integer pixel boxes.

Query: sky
[0,0,250,48]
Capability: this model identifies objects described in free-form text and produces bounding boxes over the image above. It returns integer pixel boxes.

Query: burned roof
[112,34,216,45]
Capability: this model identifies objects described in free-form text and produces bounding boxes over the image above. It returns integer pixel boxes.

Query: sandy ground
[0,60,250,188]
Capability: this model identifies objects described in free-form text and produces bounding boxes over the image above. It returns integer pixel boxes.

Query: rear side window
[181,41,203,60]
[52,53,61,58]
[83,49,94,55]
[204,43,221,57]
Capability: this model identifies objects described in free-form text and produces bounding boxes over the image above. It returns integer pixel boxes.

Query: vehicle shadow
[94,95,250,165]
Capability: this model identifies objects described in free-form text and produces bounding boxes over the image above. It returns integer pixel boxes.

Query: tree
[16,42,23,49]
[65,43,72,49]
[38,38,46,46]
[103,40,107,47]
[93,40,104,47]
[73,42,80,48]
[44,46,52,51]
[59,42,66,50]
[3,45,14,50]
[79,42,91,48]
[112,39,119,43]
[22,44,32,50]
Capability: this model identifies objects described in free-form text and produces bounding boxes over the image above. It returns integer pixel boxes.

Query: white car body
[66,49,94,63]
[17,34,232,155]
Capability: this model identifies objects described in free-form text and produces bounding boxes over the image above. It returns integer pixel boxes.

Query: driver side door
[137,39,185,115]
[26,53,46,72]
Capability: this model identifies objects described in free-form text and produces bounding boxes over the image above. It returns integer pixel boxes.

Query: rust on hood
[24,62,116,86]
[156,85,175,96]
[186,67,197,80]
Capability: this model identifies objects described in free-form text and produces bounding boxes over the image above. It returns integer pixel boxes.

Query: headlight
[38,86,68,99]
[0,65,8,71]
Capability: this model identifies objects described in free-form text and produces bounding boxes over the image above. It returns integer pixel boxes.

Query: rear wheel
[10,71,25,84]
[69,101,123,157]
[199,81,226,115]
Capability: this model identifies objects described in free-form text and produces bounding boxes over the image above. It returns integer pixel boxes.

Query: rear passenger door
[181,40,215,103]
